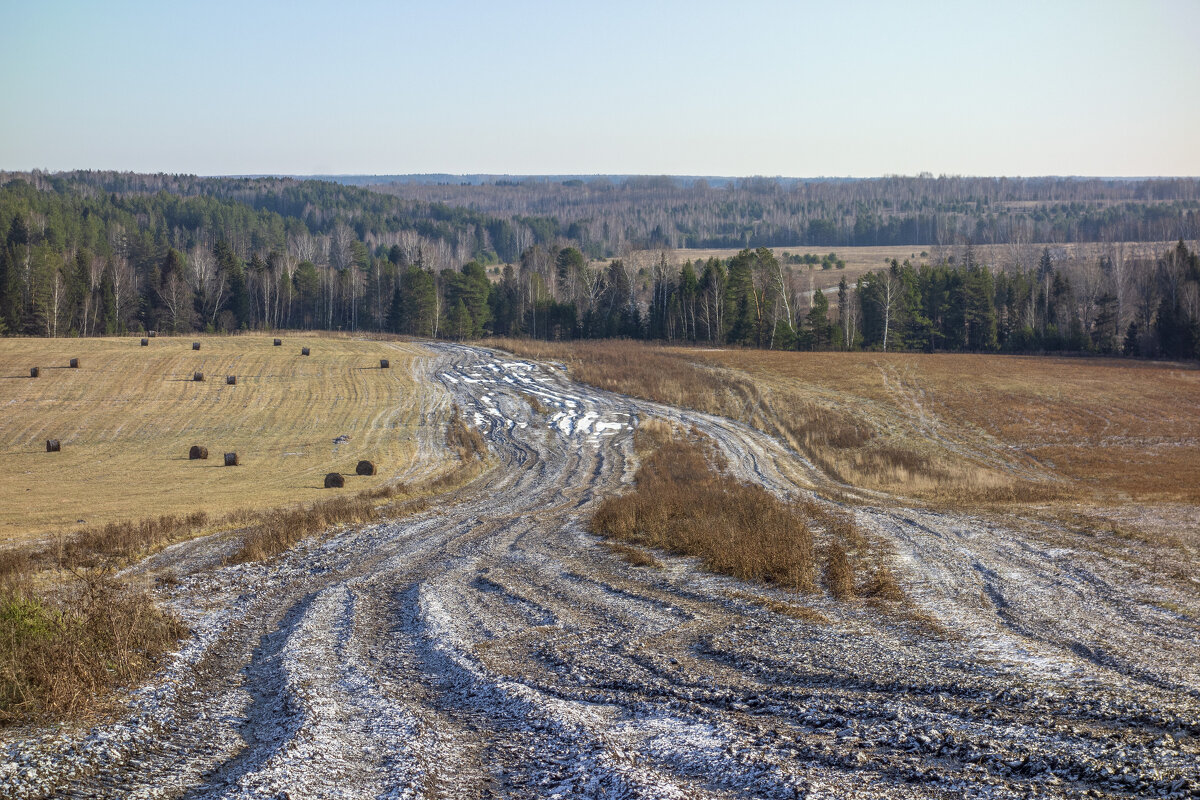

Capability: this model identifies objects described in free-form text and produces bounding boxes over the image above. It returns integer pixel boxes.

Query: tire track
[5,343,1198,800]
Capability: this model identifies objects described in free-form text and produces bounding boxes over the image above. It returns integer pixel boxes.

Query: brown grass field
[0,334,448,543]
[608,241,1182,298]
[492,339,1200,507]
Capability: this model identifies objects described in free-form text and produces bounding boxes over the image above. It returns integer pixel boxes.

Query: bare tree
[880,270,900,352]
[109,255,136,333]
[190,244,227,328]
[157,270,194,333]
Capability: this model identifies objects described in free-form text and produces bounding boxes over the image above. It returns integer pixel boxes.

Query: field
[610,240,1181,297]
[492,339,1200,508]
[6,341,1200,798]
[0,334,448,543]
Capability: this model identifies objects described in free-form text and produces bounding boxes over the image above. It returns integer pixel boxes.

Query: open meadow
[0,334,448,543]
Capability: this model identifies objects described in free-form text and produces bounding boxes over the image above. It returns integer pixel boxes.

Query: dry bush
[591,435,816,592]
[0,573,186,725]
[0,549,31,583]
[231,498,372,563]
[590,421,899,600]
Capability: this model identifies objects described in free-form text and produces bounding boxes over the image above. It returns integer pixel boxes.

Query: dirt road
[4,344,1198,799]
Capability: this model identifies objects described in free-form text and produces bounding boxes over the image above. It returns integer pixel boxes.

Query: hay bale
[301,347,310,356]
[380,359,390,369]
[192,342,201,351]
[193,371,205,382]
[324,472,345,488]
[69,358,79,368]
[273,338,282,346]
[148,330,157,338]
[226,375,236,385]
[188,445,208,460]
[46,439,60,452]
[356,460,376,476]
[29,367,39,378]
[223,452,238,467]
[141,338,149,346]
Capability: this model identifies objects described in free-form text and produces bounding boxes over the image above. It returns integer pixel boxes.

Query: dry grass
[231,412,488,563]
[625,241,1178,300]
[447,406,488,461]
[1,572,186,724]
[592,425,897,601]
[518,391,548,415]
[591,433,815,591]
[0,333,447,543]
[0,334,485,727]
[494,340,1200,507]
[601,541,663,569]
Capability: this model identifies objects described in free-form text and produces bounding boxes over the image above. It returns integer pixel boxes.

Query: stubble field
[0,334,446,543]
[493,338,1200,508]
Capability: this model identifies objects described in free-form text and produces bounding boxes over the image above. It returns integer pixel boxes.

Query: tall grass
[591,424,908,602]
[592,433,816,591]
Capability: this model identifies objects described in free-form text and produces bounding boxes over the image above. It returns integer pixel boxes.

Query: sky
[2,0,1198,177]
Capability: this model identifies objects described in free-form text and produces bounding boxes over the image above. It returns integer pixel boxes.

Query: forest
[1,171,1197,360]
[367,174,1200,254]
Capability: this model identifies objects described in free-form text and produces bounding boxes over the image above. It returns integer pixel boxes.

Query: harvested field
[0,334,450,542]
[617,241,1180,297]
[3,343,1198,799]
[492,339,1200,506]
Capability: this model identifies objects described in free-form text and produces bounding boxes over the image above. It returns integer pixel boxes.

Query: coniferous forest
[1,171,1197,359]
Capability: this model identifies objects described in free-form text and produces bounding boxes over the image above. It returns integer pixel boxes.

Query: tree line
[482,242,1199,360]
[1,173,1197,360]
[370,174,1200,254]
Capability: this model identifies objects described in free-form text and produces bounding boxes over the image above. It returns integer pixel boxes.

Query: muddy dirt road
[4,344,1198,799]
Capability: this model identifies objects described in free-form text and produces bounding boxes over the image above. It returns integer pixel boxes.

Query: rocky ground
[3,343,1198,799]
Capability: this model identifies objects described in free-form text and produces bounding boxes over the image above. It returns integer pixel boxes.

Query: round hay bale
[273,338,282,346]
[188,445,208,460]
[301,347,311,356]
[148,330,157,338]
[193,371,205,382]
[356,460,376,476]
[46,439,61,452]
[69,358,80,368]
[141,338,149,346]
[192,342,201,351]
[226,375,236,385]
[223,452,238,467]
[30,367,39,378]
[380,359,390,369]
[324,472,345,488]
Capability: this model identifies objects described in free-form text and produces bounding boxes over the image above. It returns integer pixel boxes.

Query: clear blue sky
[2,0,1198,176]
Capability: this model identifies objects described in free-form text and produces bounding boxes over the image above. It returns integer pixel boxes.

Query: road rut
[4,343,1198,799]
